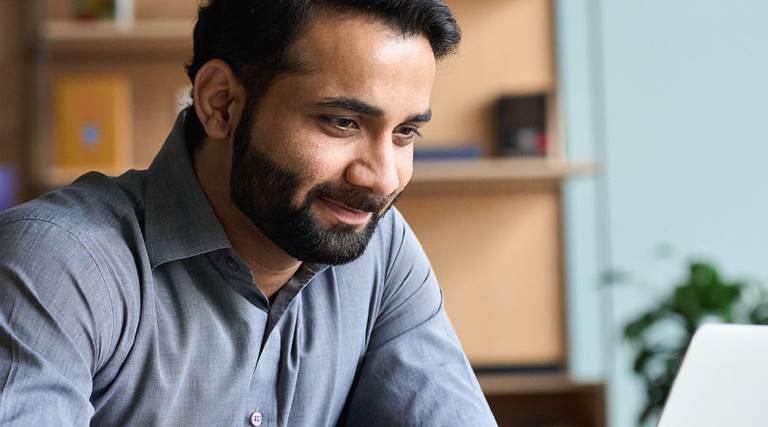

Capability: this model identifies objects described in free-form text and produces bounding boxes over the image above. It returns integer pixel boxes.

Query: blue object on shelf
[82,123,101,148]
[0,164,19,213]
[413,144,483,161]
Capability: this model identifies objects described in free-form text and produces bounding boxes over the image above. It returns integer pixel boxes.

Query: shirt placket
[245,330,281,426]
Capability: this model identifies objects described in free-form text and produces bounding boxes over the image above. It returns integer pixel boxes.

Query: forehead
[276,10,437,112]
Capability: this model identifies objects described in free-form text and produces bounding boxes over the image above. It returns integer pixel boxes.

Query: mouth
[318,197,373,226]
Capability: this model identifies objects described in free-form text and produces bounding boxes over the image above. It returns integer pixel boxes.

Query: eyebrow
[408,110,432,123]
[316,97,432,123]
[317,97,384,117]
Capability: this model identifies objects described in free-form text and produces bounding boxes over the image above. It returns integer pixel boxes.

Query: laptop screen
[656,324,768,427]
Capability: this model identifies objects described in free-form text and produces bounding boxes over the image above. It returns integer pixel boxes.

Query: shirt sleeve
[0,219,113,425]
[341,212,498,426]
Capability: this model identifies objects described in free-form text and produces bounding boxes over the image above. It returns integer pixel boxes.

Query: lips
[319,197,373,226]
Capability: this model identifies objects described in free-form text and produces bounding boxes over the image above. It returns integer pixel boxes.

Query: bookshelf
[407,158,597,194]
[42,159,598,193]
[44,20,192,57]
[28,0,604,422]
[478,373,606,427]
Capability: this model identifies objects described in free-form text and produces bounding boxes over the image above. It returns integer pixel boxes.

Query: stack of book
[0,165,18,212]
[414,144,484,161]
[74,0,133,25]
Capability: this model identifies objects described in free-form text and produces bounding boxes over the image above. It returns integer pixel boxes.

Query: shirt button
[226,256,238,270]
[249,411,263,426]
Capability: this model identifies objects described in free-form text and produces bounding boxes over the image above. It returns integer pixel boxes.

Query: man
[0,0,497,425]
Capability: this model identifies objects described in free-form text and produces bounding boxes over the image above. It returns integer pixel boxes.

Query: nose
[345,136,401,197]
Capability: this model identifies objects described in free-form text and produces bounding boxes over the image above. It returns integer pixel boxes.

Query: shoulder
[0,171,148,324]
[0,169,151,270]
[0,207,108,301]
[1,171,149,260]
[2,171,144,232]
[1,169,150,278]
[0,171,148,370]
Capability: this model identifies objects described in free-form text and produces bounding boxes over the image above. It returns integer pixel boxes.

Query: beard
[229,102,398,265]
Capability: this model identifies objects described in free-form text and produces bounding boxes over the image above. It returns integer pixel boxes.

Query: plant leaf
[624,310,665,341]
[672,286,703,328]
[749,302,768,324]
[633,345,662,374]
[688,262,721,288]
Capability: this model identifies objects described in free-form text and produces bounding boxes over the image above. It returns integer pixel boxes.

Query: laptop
[656,323,768,427]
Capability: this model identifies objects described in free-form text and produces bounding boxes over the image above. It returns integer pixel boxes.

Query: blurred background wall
[558,0,768,425]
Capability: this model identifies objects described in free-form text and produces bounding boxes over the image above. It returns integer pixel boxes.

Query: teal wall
[557,1,768,425]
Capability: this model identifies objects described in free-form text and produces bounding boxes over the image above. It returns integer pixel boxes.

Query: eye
[400,127,421,136]
[392,126,423,147]
[397,126,422,138]
[325,117,358,130]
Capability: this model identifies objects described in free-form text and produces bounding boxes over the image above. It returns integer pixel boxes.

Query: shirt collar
[144,112,232,269]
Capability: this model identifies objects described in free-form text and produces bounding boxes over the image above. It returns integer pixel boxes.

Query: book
[0,164,18,212]
[73,0,115,20]
[414,143,484,161]
[53,75,132,170]
[73,0,133,25]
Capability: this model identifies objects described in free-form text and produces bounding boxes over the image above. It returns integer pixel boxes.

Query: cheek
[285,143,352,202]
[296,140,350,183]
[258,126,323,180]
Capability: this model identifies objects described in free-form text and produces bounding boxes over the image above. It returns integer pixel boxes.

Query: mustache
[309,183,393,213]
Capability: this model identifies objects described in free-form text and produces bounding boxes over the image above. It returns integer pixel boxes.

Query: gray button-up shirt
[0,115,496,426]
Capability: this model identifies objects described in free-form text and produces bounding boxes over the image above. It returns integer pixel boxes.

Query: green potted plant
[613,260,768,425]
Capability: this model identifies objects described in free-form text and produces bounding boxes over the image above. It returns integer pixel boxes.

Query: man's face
[229,12,437,265]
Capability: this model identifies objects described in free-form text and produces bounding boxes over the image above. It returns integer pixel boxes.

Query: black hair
[182,0,461,149]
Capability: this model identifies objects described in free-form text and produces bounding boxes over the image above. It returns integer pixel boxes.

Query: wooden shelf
[43,20,193,58]
[42,159,597,192]
[477,372,593,395]
[476,373,606,427]
[405,158,598,194]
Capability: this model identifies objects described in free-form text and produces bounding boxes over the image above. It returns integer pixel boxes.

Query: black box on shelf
[495,94,548,157]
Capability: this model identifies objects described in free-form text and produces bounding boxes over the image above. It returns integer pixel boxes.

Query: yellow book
[53,76,131,170]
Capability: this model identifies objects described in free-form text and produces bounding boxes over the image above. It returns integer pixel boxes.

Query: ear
[193,59,246,141]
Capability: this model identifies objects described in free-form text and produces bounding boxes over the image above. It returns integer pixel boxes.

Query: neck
[193,140,300,299]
